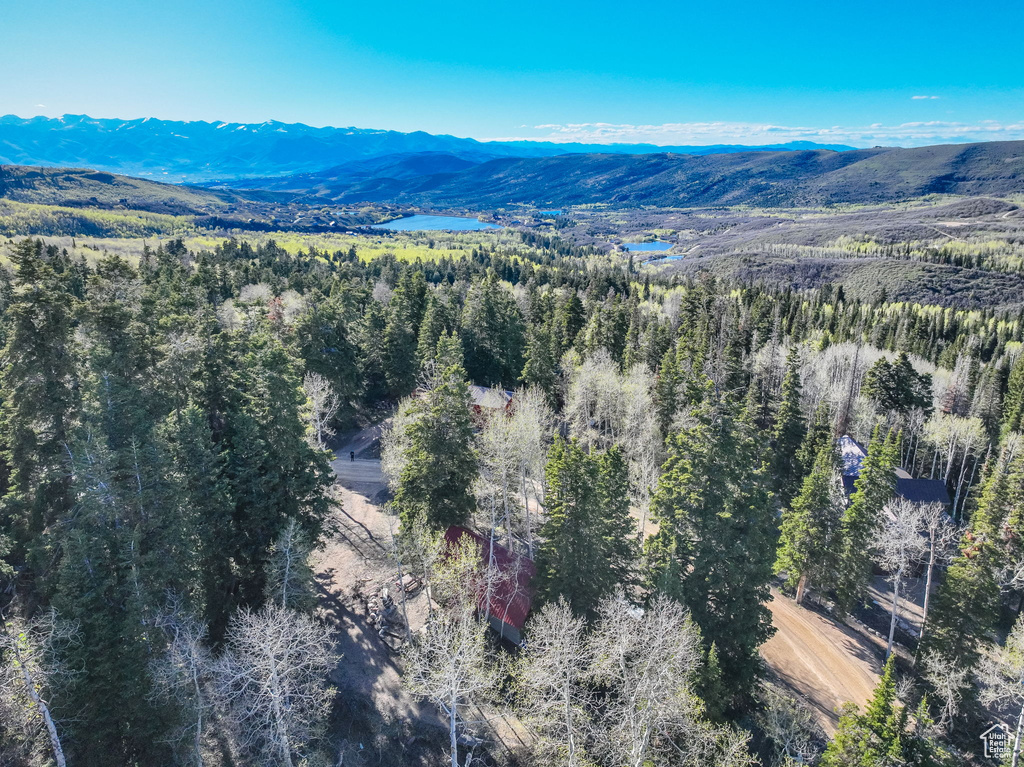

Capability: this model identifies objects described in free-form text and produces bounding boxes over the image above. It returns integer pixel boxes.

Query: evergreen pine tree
[594,445,638,592]
[796,400,833,479]
[552,290,585,358]
[383,287,419,399]
[221,332,334,607]
[821,656,902,767]
[1003,354,1024,436]
[521,323,557,403]
[647,389,778,693]
[159,404,236,634]
[359,300,390,403]
[462,275,526,387]
[293,292,360,411]
[416,292,454,369]
[821,656,952,766]
[395,349,477,530]
[771,347,807,504]
[534,439,636,621]
[774,443,844,603]
[0,240,79,574]
[653,344,679,436]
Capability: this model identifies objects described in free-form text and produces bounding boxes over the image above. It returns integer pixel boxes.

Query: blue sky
[3,0,1023,147]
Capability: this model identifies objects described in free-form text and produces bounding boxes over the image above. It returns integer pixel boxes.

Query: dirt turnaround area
[762,590,883,734]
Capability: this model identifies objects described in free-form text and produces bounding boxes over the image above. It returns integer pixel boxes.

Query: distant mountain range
[4,121,1023,212]
[246,140,1024,209]
[0,114,855,183]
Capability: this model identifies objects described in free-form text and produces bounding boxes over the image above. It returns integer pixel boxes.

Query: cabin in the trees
[839,435,951,508]
[443,525,536,645]
[467,385,515,416]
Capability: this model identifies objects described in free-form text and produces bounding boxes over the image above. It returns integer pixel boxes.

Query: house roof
[895,478,951,506]
[467,385,514,410]
[839,435,867,477]
[841,475,951,507]
[443,526,536,632]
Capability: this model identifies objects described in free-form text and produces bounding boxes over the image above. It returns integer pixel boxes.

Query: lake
[647,255,683,263]
[622,241,673,252]
[538,209,563,216]
[370,214,502,232]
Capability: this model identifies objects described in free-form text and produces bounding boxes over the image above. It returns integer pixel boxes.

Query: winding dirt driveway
[762,590,882,734]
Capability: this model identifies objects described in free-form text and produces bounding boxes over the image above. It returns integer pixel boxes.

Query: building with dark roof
[839,435,951,508]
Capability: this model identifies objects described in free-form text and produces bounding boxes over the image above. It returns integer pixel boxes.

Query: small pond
[622,241,673,252]
[370,214,501,232]
[648,254,683,263]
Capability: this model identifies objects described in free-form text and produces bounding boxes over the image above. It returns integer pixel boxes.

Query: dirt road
[762,590,882,734]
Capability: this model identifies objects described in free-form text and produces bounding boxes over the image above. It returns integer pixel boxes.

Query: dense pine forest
[4,228,1024,767]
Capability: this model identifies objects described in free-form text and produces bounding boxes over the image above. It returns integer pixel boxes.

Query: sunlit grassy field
[1,223,516,265]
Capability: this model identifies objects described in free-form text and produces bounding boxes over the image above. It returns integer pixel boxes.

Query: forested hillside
[280,140,1024,208]
[2,226,1024,766]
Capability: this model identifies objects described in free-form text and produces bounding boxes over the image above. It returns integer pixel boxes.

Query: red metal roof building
[443,526,536,645]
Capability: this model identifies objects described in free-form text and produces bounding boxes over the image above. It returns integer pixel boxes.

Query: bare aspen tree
[476,399,520,549]
[508,385,553,558]
[922,413,987,516]
[920,651,968,733]
[398,514,444,620]
[516,598,592,767]
[619,365,662,539]
[303,372,341,451]
[474,416,513,632]
[380,502,413,640]
[215,604,338,767]
[756,683,825,767]
[381,396,418,493]
[151,606,216,767]
[979,614,1024,767]
[901,406,928,472]
[799,342,884,438]
[587,592,750,767]
[872,498,928,659]
[563,354,662,538]
[264,518,317,612]
[0,609,72,767]
[917,502,959,645]
[403,536,496,767]
[564,350,622,448]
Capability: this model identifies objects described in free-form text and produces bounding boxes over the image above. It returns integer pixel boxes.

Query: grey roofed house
[840,474,951,507]
[895,477,951,505]
[839,435,951,508]
[839,435,867,477]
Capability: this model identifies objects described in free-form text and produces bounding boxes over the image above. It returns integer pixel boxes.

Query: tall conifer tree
[647,388,778,693]
[775,444,844,603]
[771,347,806,504]
[535,439,636,621]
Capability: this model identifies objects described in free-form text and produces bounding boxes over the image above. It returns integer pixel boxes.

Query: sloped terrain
[287,141,1024,208]
[0,164,268,214]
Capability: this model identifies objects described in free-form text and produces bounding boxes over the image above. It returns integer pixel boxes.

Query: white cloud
[911,95,940,100]
[35,103,46,107]
[487,119,1024,148]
